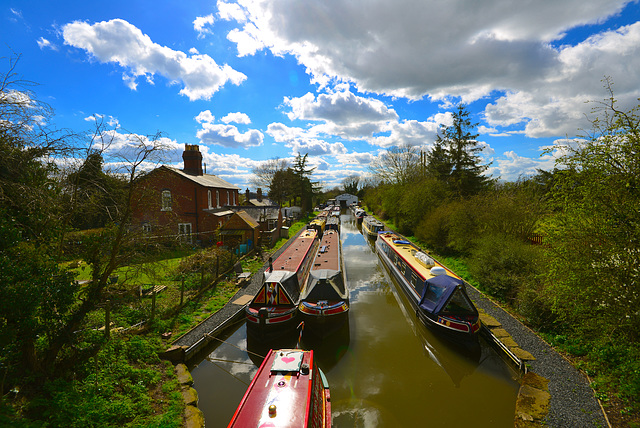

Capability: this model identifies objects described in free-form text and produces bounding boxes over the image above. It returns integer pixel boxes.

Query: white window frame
[216,190,220,208]
[178,223,192,243]
[161,190,172,211]
[208,190,212,209]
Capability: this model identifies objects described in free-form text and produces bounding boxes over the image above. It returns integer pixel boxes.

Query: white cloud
[62,19,246,100]
[221,0,637,141]
[193,14,215,38]
[221,112,251,124]
[195,110,216,124]
[196,123,264,148]
[266,122,347,156]
[491,150,557,181]
[37,37,57,51]
[84,113,120,128]
[218,0,248,23]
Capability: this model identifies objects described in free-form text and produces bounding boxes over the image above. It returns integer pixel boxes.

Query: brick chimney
[182,144,203,175]
[245,188,250,203]
[257,188,263,202]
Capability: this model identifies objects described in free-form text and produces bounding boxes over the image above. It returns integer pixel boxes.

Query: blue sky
[2,0,640,191]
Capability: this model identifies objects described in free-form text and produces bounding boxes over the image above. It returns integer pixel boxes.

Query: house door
[178,223,192,243]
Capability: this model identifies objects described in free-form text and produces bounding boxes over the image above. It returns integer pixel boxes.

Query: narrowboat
[375,231,481,344]
[228,348,331,428]
[362,216,384,238]
[299,229,349,338]
[308,217,326,238]
[246,229,319,340]
[354,208,366,223]
[325,216,340,233]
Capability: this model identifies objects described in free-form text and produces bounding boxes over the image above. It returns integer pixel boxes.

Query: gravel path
[466,284,610,427]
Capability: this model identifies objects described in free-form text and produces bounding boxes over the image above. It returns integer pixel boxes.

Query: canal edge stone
[175,363,204,428]
[514,372,551,427]
[477,309,549,426]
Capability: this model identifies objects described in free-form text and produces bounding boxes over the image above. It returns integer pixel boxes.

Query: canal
[190,211,520,427]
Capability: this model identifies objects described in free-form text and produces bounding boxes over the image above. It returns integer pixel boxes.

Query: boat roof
[228,349,316,427]
[418,274,465,313]
[269,229,318,273]
[312,230,340,272]
[364,216,384,226]
[377,231,459,281]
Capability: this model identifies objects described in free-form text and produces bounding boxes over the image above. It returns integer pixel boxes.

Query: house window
[216,190,220,208]
[178,223,192,243]
[142,223,152,234]
[208,190,212,209]
[232,191,236,206]
[161,190,172,211]
[227,190,230,206]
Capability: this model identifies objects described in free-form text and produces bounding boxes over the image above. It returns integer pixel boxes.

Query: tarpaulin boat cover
[418,274,463,314]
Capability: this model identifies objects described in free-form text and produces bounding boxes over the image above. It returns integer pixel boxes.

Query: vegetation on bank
[358,84,640,425]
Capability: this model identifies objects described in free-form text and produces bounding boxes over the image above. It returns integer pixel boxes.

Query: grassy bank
[3,218,312,427]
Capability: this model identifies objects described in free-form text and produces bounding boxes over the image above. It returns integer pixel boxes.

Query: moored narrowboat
[362,216,384,238]
[246,229,319,340]
[375,231,481,344]
[299,229,349,338]
[228,348,331,428]
[308,217,326,237]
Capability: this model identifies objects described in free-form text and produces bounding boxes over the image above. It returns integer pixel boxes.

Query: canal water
[190,212,520,427]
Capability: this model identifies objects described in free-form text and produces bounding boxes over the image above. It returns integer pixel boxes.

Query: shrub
[468,233,542,302]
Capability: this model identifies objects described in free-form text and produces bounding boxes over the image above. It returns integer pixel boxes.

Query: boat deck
[269,229,317,273]
[377,231,459,281]
[312,229,340,271]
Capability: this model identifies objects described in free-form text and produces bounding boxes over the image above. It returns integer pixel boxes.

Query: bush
[468,233,543,302]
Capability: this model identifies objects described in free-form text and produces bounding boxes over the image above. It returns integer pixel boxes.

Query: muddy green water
[190,212,520,427]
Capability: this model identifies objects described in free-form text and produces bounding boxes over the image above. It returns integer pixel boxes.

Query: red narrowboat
[228,349,331,428]
[246,229,319,340]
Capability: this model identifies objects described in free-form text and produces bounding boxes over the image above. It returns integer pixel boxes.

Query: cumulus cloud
[62,19,246,100]
[221,112,251,124]
[197,123,263,149]
[491,150,557,181]
[193,14,215,38]
[266,122,347,156]
[220,0,637,140]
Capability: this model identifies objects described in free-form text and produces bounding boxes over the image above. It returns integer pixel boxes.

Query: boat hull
[375,235,480,345]
[299,301,349,338]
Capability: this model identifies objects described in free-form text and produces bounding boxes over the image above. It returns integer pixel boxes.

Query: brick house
[131,144,240,246]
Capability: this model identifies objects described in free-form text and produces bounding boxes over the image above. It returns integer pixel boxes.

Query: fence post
[104,300,111,340]
[151,288,156,321]
[180,277,185,307]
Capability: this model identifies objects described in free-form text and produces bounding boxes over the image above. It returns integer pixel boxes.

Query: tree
[342,175,360,195]
[369,144,421,185]
[543,78,640,340]
[250,157,289,194]
[291,153,318,212]
[268,168,296,206]
[0,57,171,384]
[66,150,126,230]
[430,104,491,197]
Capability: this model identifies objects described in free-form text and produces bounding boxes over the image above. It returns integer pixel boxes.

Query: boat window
[441,288,476,316]
[422,284,446,305]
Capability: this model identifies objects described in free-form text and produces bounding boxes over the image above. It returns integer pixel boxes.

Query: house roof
[162,166,240,190]
[235,210,260,228]
[233,206,280,222]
